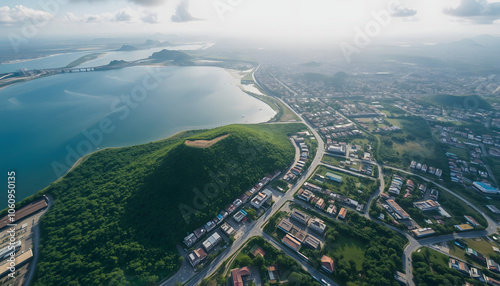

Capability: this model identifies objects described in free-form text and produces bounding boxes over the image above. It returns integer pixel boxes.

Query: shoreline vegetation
[226,68,299,123]
[64,52,105,68]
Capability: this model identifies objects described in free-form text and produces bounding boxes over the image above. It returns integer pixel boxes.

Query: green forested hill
[422,94,492,110]
[33,123,304,285]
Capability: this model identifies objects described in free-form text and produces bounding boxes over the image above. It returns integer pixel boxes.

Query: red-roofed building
[250,245,266,258]
[282,234,301,252]
[231,266,251,286]
[337,207,347,220]
[321,255,335,273]
[464,215,480,227]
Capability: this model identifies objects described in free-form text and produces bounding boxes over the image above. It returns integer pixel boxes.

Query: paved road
[162,82,327,285]
[23,194,53,286]
[258,73,500,286]
[383,165,499,286]
[263,232,340,286]
[165,67,499,286]
[480,143,498,186]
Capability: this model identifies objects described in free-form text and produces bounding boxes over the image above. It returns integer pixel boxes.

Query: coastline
[0,49,106,65]
[5,65,281,201]
[224,67,279,122]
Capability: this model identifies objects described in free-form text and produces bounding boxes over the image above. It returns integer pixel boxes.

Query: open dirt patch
[185,134,230,148]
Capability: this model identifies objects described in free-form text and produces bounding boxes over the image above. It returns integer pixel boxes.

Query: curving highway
[162,66,498,286]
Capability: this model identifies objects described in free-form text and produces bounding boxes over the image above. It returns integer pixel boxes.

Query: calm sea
[0,66,275,207]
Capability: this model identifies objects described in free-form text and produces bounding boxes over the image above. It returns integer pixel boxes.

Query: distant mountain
[448,38,483,48]
[300,61,322,67]
[116,45,139,51]
[143,39,173,47]
[470,35,500,48]
[148,49,191,64]
[107,60,129,67]
[424,94,492,110]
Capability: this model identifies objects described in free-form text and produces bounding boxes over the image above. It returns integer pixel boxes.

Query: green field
[322,213,407,285]
[413,247,480,286]
[487,157,500,186]
[373,116,446,170]
[29,123,304,285]
[389,168,487,234]
[449,237,498,263]
[421,94,492,110]
[324,236,366,270]
[321,154,341,166]
[310,165,377,204]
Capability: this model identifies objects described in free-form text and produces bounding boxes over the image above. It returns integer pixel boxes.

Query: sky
[1,0,500,44]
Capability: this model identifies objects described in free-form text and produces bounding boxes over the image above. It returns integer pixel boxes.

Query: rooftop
[231,266,251,286]
[0,198,47,230]
[321,255,335,273]
[282,234,301,252]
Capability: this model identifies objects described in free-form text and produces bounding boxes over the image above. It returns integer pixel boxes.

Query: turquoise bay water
[0,52,93,73]
[0,66,275,206]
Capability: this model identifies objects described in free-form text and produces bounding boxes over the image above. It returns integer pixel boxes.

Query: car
[313,276,320,282]
[321,278,331,286]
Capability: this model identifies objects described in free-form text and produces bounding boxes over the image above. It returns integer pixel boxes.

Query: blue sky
[1,0,500,43]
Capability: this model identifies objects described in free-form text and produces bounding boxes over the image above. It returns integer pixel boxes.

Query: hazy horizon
[1,0,500,52]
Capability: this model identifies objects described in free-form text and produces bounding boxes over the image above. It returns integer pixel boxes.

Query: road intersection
[162,70,498,286]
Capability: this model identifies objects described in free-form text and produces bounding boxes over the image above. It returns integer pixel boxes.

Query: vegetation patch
[413,247,480,286]
[311,165,378,204]
[372,116,446,170]
[32,123,304,285]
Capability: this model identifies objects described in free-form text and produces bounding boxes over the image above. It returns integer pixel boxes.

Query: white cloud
[69,0,170,7]
[142,12,161,23]
[389,3,417,17]
[444,0,500,23]
[0,5,53,25]
[65,7,166,24]
[115,8,134,21]
[171,0,199,22]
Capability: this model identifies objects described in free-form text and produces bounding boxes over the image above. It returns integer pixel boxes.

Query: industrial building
[309,218,326,234]
[291,210,310,225]
[387,199,410,220]
[277,219,293,233]
[303,235,321,250]
[282,234,301,252]
[326,172,342,183]
[0,249,33,278]
[0,198,47,230]
[413,200,440,211]
[472,182,499,194]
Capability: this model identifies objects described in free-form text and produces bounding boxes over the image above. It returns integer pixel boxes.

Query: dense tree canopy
[33,123,304,285]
